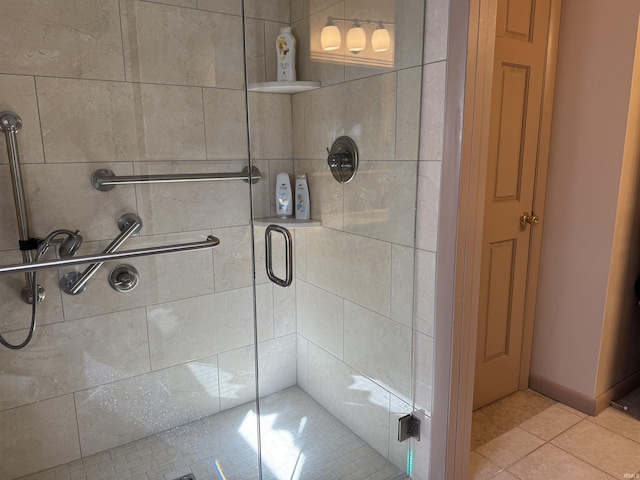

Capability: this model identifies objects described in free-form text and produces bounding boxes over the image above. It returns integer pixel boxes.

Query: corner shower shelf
[254,216,321,228]
[248,81,320,94]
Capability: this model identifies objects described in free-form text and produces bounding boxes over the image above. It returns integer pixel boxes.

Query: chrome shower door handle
[265,224,293,287]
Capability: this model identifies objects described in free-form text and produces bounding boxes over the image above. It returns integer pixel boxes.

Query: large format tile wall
[0,1,296,478]
[285,0,447,474]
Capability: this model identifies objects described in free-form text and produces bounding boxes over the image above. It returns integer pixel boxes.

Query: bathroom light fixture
[346,20,366,53]
[320,17,341,51]
[371,22,391,52]
[320,17,393,54]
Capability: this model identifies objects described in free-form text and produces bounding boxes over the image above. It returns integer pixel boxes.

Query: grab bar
[0,112,39,302]
[61,213,142,295]
[91,166,261,191]
[0,236,219,276]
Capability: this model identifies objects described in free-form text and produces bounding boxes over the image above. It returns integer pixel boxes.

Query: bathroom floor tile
[551,419,640,478]
[476,427,545,468]
[589,407,640,443]
[18,387,404,480]
[519,403,583,441]
[471,389,555,449]
[468,450,504,480]
[507,443,615,480]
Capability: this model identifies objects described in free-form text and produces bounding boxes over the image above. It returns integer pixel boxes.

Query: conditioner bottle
[295,174,310,220]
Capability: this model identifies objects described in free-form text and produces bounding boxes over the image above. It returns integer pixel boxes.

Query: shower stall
[0,0,442,478]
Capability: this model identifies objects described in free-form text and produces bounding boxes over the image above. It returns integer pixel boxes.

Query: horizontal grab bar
[91,166,261,191]
[0,236,219,276]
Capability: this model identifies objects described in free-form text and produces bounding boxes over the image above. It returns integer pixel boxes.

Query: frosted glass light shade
[371,27,390,52]
[346,26,366,53]
[321,24,341,51]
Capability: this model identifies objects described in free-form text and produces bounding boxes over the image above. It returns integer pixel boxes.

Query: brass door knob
[520,212,539,227]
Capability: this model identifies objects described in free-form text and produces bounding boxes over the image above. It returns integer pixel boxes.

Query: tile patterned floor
[19,387,405,480]
[470,390,640,480]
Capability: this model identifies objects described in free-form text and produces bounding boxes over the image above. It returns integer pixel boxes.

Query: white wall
[531,0,640,411]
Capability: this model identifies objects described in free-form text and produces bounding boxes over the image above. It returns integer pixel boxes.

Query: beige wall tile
[414,330,434,414]
[0,0,124,80]
[295,228,308,281]
[0,168,20,250]
[0,75,44,165]
[75,357,220,456]
[414,249,436,336]
[250,159,273,219]
[297,334,309,389]
[344,73,396,161]
[424,0,450,64]
[60,231,215,320]
[248,92,293,159]
[148,0,196,8]
[21,163,136,243]
[274,279,297,336]
[419,61,446,160]
[344,301,411,398]
[304,83,347,160]
[218,344,256,411]
[0,251,64,333]
[306,341,391,458]
[396,67,422,161]
[343,160,417,246]
[295,159,344,229]
[0,395,80,479]
[121,0,244,88]
[37,78,206,163]
[258,334,297,397]
[292,94,306,159]
[297,280,344,359]
[0,309,149,411]
[245,18,267,85]
[134,161,251,234]
[307,228,391,316]
[391,244,415,327]
[245,0,290,23]
[212,225,254,291]
[416,160,441,252]
[307,0,343,16]
[291,0,305,23]
[147,287,255,369]
[257,282,275,342]
[197,0,242,15]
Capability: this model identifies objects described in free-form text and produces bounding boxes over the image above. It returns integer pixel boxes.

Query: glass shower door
[245,0,425,478]
[0,1,264,479]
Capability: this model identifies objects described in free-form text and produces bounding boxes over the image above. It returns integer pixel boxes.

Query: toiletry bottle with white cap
[276,172,293,216]
[295,174,310,220]
[276,27,297,81]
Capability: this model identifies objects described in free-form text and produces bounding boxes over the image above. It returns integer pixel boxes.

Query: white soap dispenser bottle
[295,174,310,220]
[276,26,297,81]
[276,172,293,217]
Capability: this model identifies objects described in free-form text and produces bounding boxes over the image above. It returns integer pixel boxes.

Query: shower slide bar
[0,236,220,276]
[91,166,261,191]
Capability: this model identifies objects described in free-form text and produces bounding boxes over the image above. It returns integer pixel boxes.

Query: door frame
[430,0,562,478]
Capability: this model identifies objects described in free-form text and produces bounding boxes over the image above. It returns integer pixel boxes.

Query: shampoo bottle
[276,172,293,217]
[295,174,310,220]
[276,26,297,82]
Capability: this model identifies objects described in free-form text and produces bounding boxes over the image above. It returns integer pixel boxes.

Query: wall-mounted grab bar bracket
[91,166,261,191]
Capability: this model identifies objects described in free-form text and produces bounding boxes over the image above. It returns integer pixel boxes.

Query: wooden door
[473,0,557,409]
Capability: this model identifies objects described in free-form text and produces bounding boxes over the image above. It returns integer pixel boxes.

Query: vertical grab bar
[0,112,41,303]
[60,213,142,295]
[265,224,293,287]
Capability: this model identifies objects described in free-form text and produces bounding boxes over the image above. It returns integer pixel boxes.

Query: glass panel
[0,1,261,479]
[246,0,424,478]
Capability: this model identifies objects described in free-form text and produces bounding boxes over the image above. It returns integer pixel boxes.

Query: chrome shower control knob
[109,265,139,293]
